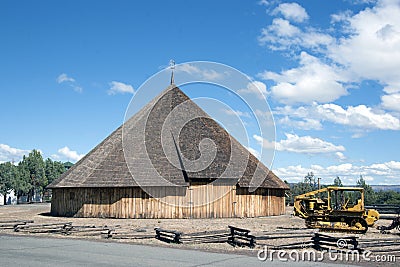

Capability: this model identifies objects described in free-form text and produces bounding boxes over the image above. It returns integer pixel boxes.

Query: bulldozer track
[305,216,368,234]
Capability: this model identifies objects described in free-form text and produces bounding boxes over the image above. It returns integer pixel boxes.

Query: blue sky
[1,0,400,185]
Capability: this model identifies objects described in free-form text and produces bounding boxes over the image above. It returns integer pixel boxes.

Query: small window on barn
[70,192,75,200]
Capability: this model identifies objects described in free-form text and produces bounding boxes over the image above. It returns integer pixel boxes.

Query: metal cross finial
[169,59,175,85]
[169,59,175,69]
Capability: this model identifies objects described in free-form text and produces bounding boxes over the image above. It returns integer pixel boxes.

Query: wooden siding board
[50,185,285,218]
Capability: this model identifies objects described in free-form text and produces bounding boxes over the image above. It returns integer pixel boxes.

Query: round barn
[48,84,289,218]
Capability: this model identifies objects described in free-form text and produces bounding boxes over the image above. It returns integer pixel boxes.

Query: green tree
[19,150,47,202]
[288,182,315,205]
[304,172,316,189]
[333,176,343,187]
[357,175,376,205]
[14,160,31,200]
[0,162,16,204]
[375,190,400,205]
[45,159,65,185]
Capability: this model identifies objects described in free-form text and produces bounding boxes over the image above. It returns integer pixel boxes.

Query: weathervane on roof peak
[169,59,175,85]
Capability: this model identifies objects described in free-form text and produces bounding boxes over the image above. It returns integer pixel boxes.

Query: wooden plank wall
[51,185,286,219]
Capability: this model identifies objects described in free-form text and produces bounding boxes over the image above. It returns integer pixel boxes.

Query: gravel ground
[1,203,399,266]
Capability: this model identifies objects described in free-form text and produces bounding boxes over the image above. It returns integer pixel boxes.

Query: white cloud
[351,132,365,138]
[202,70,224,81]
[258,19,333,51]
[260,52,348,104]
[315,104,400,130]
[267,18,300,36]
[108,81,135,95]
[55,146,84,162]
[381,93,400,112]
[331,10,353,24]
[176,63,227,81]
[56,73,75,84]
[176,63,199,74]
[254,133,345,154]
[259,0,400,109]
[275,102,400,130]
[328,0,400,93]
[56,73,82,93]
[386,160,400,169]
[274,160,400,184]
[0,144,30,163]
[237,81,268,99]
[335,152,347,161]
[278,116,323,130]
[349,0,377,4]
[222,109,251,118]
[276,133,345,154]
[273,3,309,23]
[253,134,276,150]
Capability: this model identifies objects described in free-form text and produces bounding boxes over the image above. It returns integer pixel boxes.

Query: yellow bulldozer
[293,187,379,233]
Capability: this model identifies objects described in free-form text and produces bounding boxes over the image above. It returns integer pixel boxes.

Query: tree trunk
[27,189,33,203]
[3,194,6,205]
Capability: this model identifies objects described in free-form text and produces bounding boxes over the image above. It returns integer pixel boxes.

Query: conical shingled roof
[48,85,288,190]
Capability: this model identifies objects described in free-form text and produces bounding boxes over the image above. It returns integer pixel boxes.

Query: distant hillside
[287,183,400,192]
[371,185,400,192]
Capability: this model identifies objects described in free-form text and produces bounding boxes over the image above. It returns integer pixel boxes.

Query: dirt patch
[1,203,399,266]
